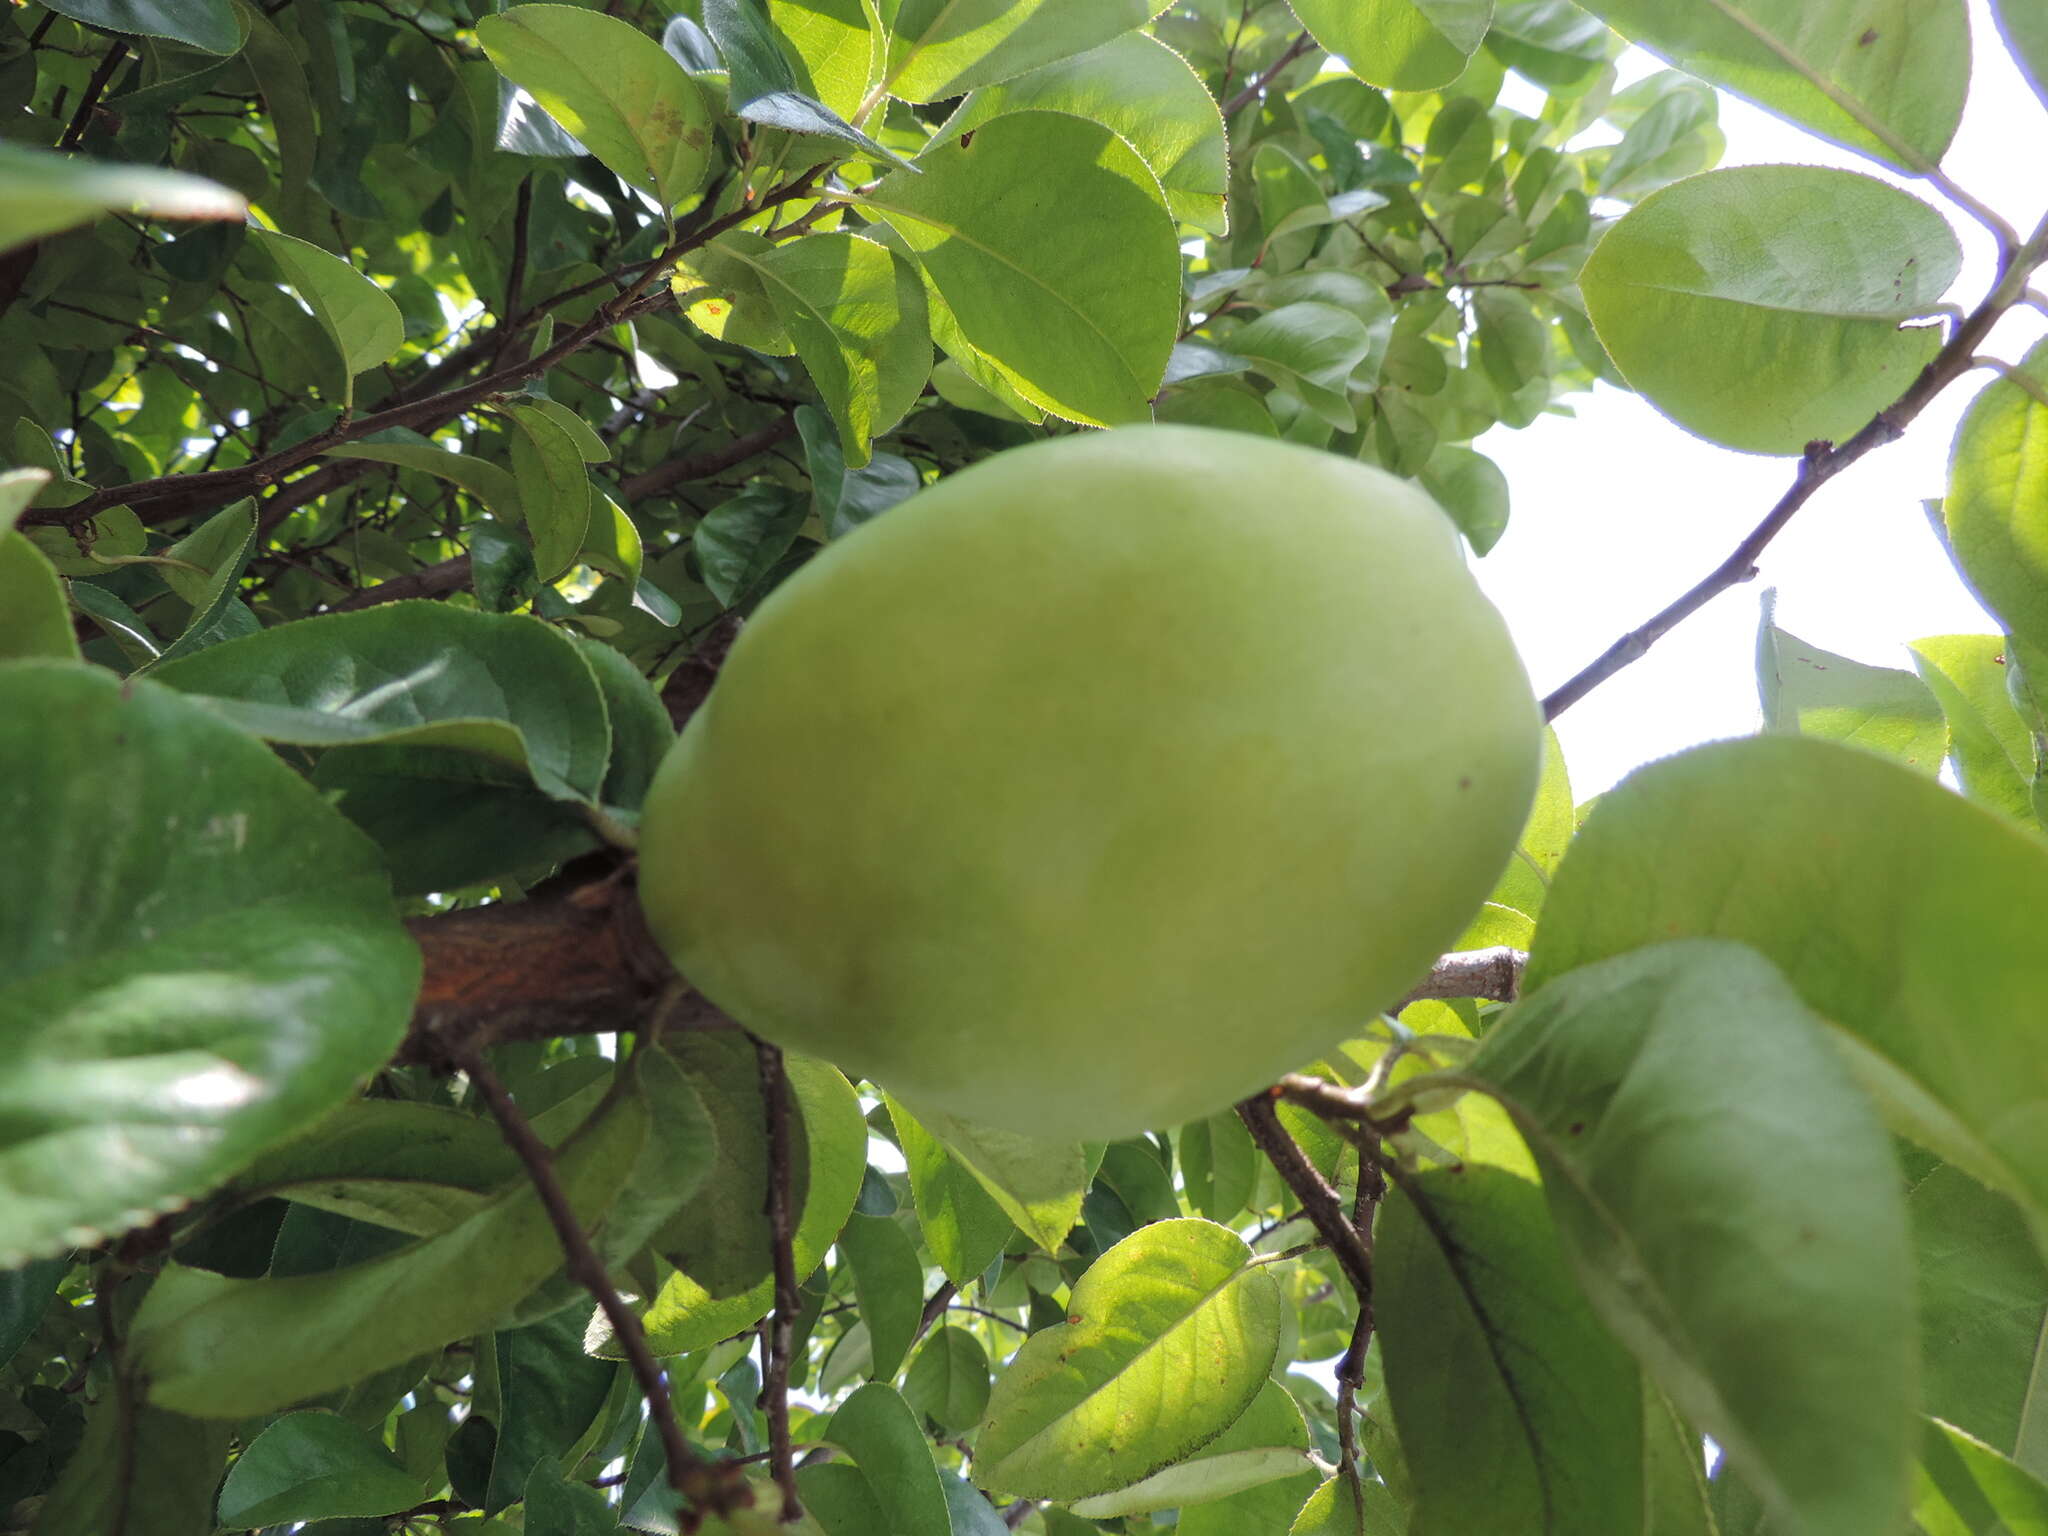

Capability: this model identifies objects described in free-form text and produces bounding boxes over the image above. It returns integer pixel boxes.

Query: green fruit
[639,425,1540,1139]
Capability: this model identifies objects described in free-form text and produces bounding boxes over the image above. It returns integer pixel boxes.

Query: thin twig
[58,37,127,150]
[1334,1157,1385,1477]
[1543,210,2048,721]
[457,1049,747,1529]
[498,174,534,361]
[754,1037,804,1523]
[1221,32,1316,117]
[915,1280,960,1343]
[1236,1094,1375,1300]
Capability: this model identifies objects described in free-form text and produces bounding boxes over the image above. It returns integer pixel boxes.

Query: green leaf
[1287,0,1494,91]
[569,633,673,812]
[1165,1391,1321,1536]
[526,1466,628,1535]
[329,430,524,526]
[1756,594,1946,773]
[1225,302,1377,433]
[1376,1164,1642,1534]
[902,1325,991,1433]
[0,468,50,534]
[675,232,797,355]
[0,142,244,256]
[1946,343,2048,669]
[484,1309,617,1513]
[0,662,418,1267]
[1485,0,1613,92]
[739,232,932,464]
[821,1382,952,1536]
[865,111,1179,426]
[1910,635,2037,825]
[1918,1418,2048,1533]
[505,401,594,580]
[1909,1159,2048,1473]
[1580,165,1958,455]
[147,498,258,669]
[840,1211,925,1381]
[879,0,1173,103]
[33,1399,231,1536]
[890,1098,1086,1255]
[152,602,613,804]
[941,32,1230,235]
[477,4,714,209]
[640,1053,865,1357]
[1290,1472,1408,1535]
[246,228,404,408]
[0,533,76,661]
[771,0,878,119]
[1179,1111,1258,1223]
[694,481,812,607]
[1419,444,1510,556]
[128,1087,646,1417]
[888,1096,1015,1286]
[704,0,914,168]
[1527,734,2048,1247]
[216,1410,430,1526]
[1995,0,2048,108]
[1069,1379,1316,1517]
[1467,940,1916,1536]
[41,0,239,52]
[974,1218,1283,1500]
[795,404,924,538]
[1572,0,1968,172]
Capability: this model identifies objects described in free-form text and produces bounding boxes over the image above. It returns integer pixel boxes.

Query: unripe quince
[638,425,1539,1140]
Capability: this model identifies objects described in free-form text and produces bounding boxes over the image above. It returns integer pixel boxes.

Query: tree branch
[619,413,800,500]
[26,174,821,532]
[1543,211,2048,720]
[1220,33,1315,117]
[457,1049,750,1529]
[754,1037,804,1523]
[325,554,472,613]
[1236,1094,1375,1300]
[1400,946,1522,1006]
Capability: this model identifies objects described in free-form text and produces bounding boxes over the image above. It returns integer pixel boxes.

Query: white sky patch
[1473,2,2045,796]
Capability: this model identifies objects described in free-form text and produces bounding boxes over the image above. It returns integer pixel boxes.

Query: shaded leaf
[246,229,404,407]
[216,1411,429,1526]
[1756,594,1945,773]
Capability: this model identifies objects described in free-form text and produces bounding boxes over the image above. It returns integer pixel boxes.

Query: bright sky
[1477,0,2048,798]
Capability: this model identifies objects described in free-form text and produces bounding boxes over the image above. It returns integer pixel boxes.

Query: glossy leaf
[1377,1164,1643,1534]
[640,1053,864,1357]
[975,1218,1283,1499]
[1528,734,2048,1246]
[328,431,524,526]
[840,1211,924,1380]
[152,602,613,804]
[478,5,714,208]
[246,229,404,408]
[1420,444,1510,556]
[1946,343,2048,670]
[0,662,418,1267]
[866,111,1179,426]
[1756,596,1945,773]
[1996,0,2048,108]
[879,0,1173,103]
[1909,1159,2048,1473]
[41,0,239,52]
[902,1325,991,1433]
[821,1382,952,1536]
[1469,940,1917,1536]
[1917,1418,2048,1532]
[741,232,931,464]
[1068,1378,1316,1517]
[504,401,594,580]
[1573,0,1968,171]
[890,1097,1086,1255]
[0,142,244,255]
[704,0,911,167]
[128,1087,646,1417]
[770,0,877,119]
[1288,0,1493,91]
[941,32,1230,235]
[694,481,811,607]
[888,1096,1015,1286]
[1290,1472,1407,1535]
[216,1410,430,1526]
[1582,166,1958,455]
[1910,635,2037,825]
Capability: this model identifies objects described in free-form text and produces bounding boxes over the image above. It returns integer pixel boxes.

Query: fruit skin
[638,424,1540,1140]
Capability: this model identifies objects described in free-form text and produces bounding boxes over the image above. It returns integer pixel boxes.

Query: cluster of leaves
[1,1,2047,1535]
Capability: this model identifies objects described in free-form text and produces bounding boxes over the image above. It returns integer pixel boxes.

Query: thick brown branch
[326,555,472,613]
[1544,212,2048,720]
[754,1038,804,1523]
[458,1050,749,1529]
[1401,946,1522,1006]
[620,414,800,500]
[1237,1094,1375,1301]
